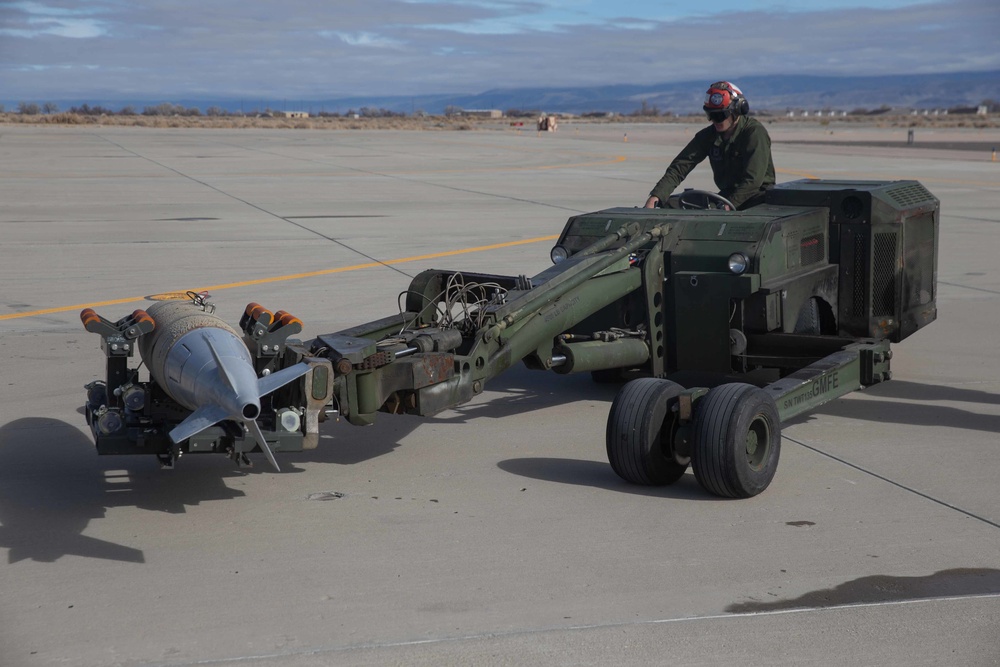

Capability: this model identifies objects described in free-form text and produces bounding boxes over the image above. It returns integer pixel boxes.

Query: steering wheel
[676,190,736,211]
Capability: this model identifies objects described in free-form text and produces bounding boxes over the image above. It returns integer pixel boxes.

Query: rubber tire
[606,378,688,485]
[691,383,781,498]
[793,297,822,334]
[794,297,836,335]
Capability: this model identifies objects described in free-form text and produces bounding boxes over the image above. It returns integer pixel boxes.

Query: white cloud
[322,31,406,49]
[1,1,110,38]
[29,17,105,38]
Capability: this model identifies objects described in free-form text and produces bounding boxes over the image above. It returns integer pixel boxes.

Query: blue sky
[0,0,996,102]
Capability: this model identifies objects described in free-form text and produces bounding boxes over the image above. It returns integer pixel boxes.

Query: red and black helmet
[704,81,749,117]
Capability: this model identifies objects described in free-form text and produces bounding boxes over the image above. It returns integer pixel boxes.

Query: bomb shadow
[0,417,245,564]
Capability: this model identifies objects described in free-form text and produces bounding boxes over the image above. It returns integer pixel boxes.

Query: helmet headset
[704,81,749,123]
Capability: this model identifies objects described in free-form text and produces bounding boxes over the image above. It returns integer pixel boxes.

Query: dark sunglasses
[706,110,731,123]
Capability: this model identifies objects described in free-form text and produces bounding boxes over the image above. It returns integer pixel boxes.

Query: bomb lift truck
[82,179,939,498]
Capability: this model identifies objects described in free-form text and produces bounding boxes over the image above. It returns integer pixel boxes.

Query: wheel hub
[745,417,769,470]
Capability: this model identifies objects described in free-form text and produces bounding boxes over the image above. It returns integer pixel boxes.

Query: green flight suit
[650,115,776,210]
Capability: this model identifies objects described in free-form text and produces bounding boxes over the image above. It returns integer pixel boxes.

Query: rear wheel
[692,383,781,498]
[606,378,687,485]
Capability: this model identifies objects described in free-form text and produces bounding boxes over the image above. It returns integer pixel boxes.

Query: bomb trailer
[83,180,939,498]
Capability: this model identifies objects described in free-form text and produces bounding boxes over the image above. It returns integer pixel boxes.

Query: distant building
[787,109,849,117]
[281,111,309,118]
[463,109,503,119]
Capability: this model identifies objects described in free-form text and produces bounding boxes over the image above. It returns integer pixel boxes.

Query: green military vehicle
[83,179,939,498]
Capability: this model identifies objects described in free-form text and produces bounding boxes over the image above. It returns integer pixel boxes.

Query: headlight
[728,252,749,274]
[550,245,569,264]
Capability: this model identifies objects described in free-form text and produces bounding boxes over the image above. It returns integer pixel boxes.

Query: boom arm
[309,222,664,425]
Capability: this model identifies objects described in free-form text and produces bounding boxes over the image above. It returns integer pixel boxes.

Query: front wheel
[692,383,781,498]
[606,378,688,485]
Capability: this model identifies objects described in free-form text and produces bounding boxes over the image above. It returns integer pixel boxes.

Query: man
[644,81,775,211]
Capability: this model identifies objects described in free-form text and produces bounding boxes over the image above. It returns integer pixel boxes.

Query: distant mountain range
[7,70,998,116]
[377,71,1000,116]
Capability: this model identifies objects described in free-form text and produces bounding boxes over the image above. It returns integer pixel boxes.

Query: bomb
[137,300,311,470]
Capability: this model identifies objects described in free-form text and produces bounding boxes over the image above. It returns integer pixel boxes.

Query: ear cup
[738,97,750,116]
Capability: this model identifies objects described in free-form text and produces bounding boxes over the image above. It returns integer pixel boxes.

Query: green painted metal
[553,338,650,374]
[765,340,891,422]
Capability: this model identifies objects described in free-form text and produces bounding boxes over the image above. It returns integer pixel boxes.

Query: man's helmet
[704,81,749,119]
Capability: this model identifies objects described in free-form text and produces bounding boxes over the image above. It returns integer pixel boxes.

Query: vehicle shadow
[283,364,622,467]
[868,379,1000,406]
[437,365,621,420]
[793,379,1000,434]
[496,456,719,500]
[304,366,737,499]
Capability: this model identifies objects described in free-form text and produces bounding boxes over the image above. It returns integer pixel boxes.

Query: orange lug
[132,309,155,326]
[80,308,100,329]
[248,303,274,325]
[278,312,302,328]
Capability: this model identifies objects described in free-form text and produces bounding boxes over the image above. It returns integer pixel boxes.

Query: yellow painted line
[0,235,559,322]
[392,155,627,175]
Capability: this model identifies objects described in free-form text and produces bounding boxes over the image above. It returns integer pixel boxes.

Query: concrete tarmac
[1,121,999,666]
